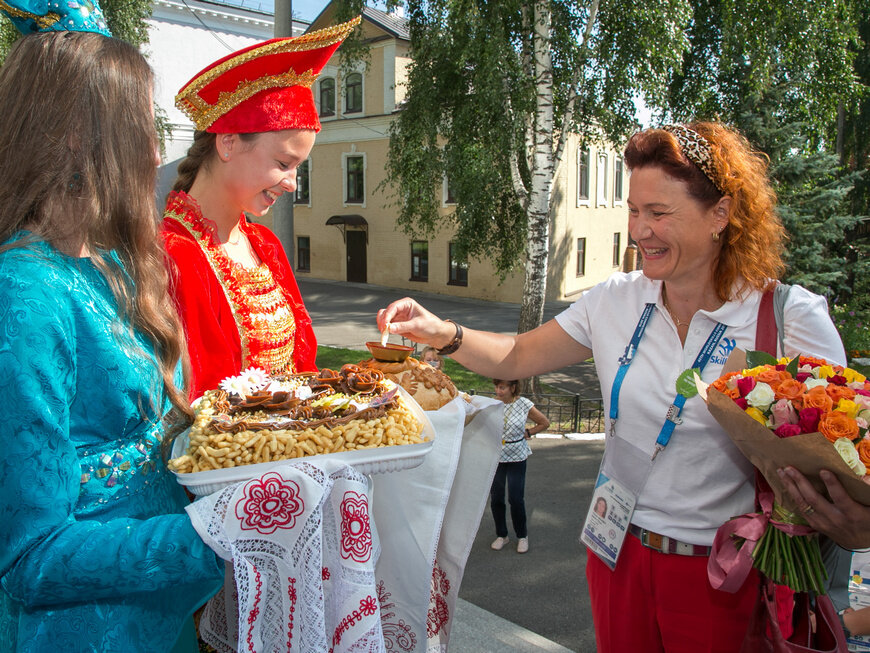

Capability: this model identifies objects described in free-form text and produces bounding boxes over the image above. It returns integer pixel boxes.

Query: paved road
[298,277,604,652]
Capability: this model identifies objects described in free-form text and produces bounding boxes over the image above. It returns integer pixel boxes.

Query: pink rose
[855,389,870,398]
[798,406,822,433]
[737,376,757,397]
[774,424,802,438]
[735,397,749,410]
[770,398,798,427]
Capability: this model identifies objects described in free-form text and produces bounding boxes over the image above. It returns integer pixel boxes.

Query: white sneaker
[517,537,529,554]
[490,536,509,551]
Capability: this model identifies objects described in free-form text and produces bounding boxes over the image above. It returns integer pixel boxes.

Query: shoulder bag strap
[755,287,778,356]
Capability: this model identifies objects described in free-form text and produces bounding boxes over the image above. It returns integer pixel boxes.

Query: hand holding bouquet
[700,350,870,593]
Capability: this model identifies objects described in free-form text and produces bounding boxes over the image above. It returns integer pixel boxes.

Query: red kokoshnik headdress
[175,15,361,134]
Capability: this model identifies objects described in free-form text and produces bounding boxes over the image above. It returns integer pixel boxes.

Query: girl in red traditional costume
[163,18,360,399]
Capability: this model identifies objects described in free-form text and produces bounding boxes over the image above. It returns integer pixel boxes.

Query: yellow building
[259,5,632,303]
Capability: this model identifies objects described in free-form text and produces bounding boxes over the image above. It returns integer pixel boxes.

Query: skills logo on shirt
[710,337,736,367]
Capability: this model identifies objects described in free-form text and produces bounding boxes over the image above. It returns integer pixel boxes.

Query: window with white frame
[295,159,310,205]
[596,152,608,206]
[344,72,362,114]
[613,232,621,267]
[319,77,335,117]
[577,148,590,205]
[613,155,624,205]
[345,155,365,204]
[576,237,586,276]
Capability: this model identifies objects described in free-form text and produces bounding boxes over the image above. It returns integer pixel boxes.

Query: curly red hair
[624,121,785,301]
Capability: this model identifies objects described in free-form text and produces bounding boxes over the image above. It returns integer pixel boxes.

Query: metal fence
[469,391,605,434]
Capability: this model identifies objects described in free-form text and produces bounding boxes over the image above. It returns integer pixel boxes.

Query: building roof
[359,5,409,40]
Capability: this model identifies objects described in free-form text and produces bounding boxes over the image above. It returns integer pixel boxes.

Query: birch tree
[378,0,692,370]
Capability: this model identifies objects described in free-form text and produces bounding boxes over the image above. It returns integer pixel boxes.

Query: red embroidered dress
[162,191,317,399]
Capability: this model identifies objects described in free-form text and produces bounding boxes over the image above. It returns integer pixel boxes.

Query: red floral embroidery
[246,565,263,653]
[360,595,378,616]
[235,472,304,534]
[339,491,372,562]
[322,567,331,580]
[287,577,297,649]
[378,581,417,651]
[427,562,451,637]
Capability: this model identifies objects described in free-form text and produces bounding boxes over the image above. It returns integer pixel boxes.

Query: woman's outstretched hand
[377,297,455,349]
[778,466,870,550]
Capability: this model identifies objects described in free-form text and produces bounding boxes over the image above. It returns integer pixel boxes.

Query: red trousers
[586,532,760,653]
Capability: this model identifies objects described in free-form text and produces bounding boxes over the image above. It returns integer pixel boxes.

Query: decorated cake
[359,356,458,411]
[168,365,426,474]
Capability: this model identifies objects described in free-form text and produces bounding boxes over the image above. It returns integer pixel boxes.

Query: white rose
[834,437,867,476]
[805,378,829,390]
[746,382,776,410]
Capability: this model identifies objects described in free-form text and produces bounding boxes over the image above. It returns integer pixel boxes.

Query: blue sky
[293,0,329,21]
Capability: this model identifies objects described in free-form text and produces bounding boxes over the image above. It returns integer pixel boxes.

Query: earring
[712,231,720,242]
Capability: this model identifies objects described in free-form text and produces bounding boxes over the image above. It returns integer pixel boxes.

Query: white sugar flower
[220,375,250,397]
[239,367,269,391]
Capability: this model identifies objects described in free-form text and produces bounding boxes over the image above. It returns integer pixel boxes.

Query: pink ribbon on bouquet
[707,478,815,593]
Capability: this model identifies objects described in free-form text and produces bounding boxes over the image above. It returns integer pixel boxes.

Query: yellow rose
[837,399,860,419]
[742,366,767,378]
[817,365,835,380]
[745,406,768,426]
[843,367,867,384]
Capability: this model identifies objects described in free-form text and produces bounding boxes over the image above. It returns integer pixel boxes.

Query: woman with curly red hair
[375,121,847,651]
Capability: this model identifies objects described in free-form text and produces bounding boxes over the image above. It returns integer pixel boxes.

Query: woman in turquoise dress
[0,19,223,653]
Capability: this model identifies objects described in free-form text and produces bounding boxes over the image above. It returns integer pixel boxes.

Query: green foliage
[831,305,870,360]
[735,82,866,300]
[382,0,692,278]
[668,0,861,144]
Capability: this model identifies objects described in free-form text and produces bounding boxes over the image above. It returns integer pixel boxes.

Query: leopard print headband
[661,124,725,193]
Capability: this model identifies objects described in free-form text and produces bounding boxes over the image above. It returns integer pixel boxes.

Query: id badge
[580,471,636,570]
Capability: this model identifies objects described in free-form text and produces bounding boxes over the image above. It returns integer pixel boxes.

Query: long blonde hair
[0,32,191,421]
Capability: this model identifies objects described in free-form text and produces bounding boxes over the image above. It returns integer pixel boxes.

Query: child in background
[421,346,444,370]
[490,379,549,554]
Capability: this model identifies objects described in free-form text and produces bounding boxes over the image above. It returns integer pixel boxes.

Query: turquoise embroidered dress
[0,237,223,652]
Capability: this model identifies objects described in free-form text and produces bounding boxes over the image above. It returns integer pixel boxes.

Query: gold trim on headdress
[0,0,59,28]
[175,16,361,132]
[662,124,725,193]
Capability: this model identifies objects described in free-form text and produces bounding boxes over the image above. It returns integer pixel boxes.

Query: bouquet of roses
[697,351,870,593]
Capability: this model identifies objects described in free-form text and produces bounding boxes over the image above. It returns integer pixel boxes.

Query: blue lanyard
[608,304,727,460]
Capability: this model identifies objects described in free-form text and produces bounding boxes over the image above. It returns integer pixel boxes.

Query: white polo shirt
[555,271,845,545]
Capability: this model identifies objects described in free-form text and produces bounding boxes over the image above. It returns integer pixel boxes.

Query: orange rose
[857,438,870,468]
[711,371,741,394]
[826,384,856,403]
[757,368,789,391]
[774,378,807,402]
[818,411,860,443]
[803,386,833,413]
[800,355,830,368]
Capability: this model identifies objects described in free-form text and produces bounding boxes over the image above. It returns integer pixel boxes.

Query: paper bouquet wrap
[706,388,870,512]
[701,350,870,593]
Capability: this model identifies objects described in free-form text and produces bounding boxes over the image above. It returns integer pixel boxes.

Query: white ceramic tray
[171,386,435,496]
